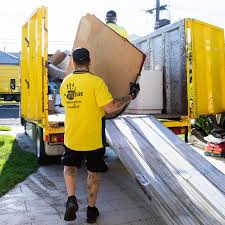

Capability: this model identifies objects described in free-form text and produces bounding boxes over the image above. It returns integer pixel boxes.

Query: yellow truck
[0,52,20,102]
[21,7,225,164]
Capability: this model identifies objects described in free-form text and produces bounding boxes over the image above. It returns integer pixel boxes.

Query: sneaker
[87,206,99,223]
[64,196,79,221]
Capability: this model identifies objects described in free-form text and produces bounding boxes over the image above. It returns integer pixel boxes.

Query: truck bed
[48,113,65,123]
[106,115,225,225]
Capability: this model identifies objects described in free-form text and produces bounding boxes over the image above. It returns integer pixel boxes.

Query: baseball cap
[106,10,117,19]
[72,47,90,64]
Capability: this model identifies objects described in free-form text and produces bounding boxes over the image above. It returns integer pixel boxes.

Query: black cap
[106,10,117,19]
[72,47,90,64]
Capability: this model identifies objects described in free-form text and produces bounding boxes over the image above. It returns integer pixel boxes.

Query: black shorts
[61,146,108,172]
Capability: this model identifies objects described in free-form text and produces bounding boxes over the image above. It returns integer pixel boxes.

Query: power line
[145,0,171,30]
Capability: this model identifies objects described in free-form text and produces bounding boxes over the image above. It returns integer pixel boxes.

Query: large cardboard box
[66,14,145,117]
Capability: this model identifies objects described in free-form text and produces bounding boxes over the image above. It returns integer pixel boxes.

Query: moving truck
[0,52,20,102]
[21,7,225,164]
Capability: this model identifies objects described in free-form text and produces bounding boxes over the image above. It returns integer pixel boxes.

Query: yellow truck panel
[0,65,20,94]
[187,19,225,117]
[21,7,48,124]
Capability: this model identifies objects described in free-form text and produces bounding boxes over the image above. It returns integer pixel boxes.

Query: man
[105,10,128,38]
[60,47,140,223]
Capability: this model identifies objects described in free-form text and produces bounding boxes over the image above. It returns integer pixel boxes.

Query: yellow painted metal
[0,65,20,94]
[21,23,28,118]
[162,117,190,128]
[48,127,65,134]
[21,7,48,125]
[43,7,49,132]
[21,7,61,142]
[187,19,225,117]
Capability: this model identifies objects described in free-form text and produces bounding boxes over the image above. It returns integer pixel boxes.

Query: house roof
[0,51,20,65]
[8,52,21,59]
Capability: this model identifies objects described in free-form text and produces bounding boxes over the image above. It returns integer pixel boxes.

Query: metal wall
[133,20,188,116]
[188,19,225,117]
[21,7,48,125]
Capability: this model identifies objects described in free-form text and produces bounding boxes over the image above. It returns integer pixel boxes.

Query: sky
[0,0,225,53]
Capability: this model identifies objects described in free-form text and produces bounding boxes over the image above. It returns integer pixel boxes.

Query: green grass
[0,125,12,131]
[0,135,39,197]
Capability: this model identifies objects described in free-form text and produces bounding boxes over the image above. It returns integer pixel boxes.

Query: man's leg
[63,166,79,221]
[64,166,76,197]
[61,146,82,222]
[87,171,100,207]
[87,171,100,223]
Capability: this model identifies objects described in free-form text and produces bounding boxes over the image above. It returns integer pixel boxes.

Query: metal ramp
[106,115,225,225]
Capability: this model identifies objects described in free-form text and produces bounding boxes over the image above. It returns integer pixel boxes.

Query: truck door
[187,19,225,117]
[21,7,48,124]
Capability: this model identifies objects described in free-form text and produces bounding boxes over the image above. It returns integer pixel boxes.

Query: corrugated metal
[133,20,187,116]
[21,7,48,124]
[188,19,225,117]
[106,115,225,225]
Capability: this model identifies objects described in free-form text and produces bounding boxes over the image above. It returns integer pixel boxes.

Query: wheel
[15,95,20,102]
[5,95,13,101]
[36,127,50,165]
[184,128,188,143]
[24,121,28,135]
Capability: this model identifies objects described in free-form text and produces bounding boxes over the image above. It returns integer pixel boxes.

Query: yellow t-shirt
[60,72,113,151]
[107,22,128,38]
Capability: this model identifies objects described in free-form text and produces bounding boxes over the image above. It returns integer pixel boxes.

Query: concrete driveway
[0,126,166,225]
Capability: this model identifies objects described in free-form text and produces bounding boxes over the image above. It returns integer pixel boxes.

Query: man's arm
[102,82,140,114]
[103,95,132,114]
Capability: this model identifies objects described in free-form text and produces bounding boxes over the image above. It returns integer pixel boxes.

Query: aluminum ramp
[106,115,225,225]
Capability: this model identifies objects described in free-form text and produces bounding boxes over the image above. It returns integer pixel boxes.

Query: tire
[24,121,28,135]
[5,95,13,101]
[185,129,188,143]
[15,95,20,102]
[36,127,50,165]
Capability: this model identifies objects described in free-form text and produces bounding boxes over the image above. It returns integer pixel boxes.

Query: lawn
[0,125,11,131]
[0,135,39,197]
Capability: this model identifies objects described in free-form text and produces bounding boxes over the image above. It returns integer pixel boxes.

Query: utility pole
[155,0,160,30]
[145,0,170,30]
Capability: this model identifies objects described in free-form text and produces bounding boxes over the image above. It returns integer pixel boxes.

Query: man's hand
[129,82,140,100]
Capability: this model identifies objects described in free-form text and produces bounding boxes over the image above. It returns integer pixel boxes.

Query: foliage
[196,116,212,135]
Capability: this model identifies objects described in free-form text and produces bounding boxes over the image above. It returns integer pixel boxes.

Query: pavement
[0,124,166,225]
[1,123,225,225]
[0,103,20,119]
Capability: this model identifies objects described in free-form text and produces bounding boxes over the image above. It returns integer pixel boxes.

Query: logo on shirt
[65,83,83,100]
